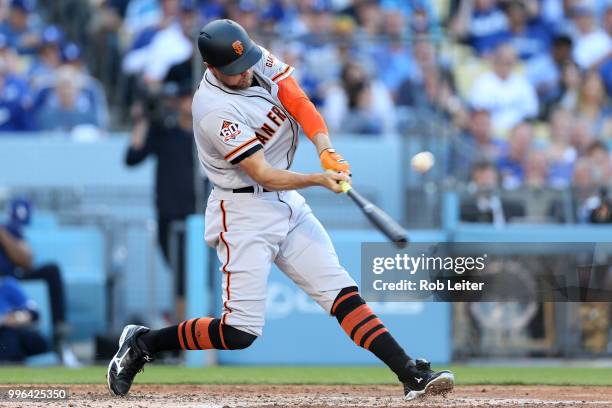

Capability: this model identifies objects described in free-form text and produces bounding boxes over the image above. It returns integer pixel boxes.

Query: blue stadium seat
[25,227,107,341]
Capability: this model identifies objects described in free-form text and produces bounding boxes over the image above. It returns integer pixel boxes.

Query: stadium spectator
[575,71,612,138]
[526,34,574,116]
[123,0,164,40]
[0,0,40,54]
[124,85,196,321]
[132,1,196,90]
[0,198,76,365]
[322,61,397,135]
[347,0,384,38]
[122,0,187,89]
[0,31,22,74]
[34,66,101,133]
[397,35,467,129]
[449,0,509,56]
[27,25,64,91]
[61,42,109,130]
[553,59,582,111]
[380,0,440,35]
[547,108,577,188]
[87,0,124,107]
[571,116,597,155]
[225,0,259,34]
[524,149,550,188]
[369,9,418,94]
[0,276,48,363]
[0,57,32,132]
[570,2,612,70]
[586,140,611,183]
[496,121,534,189]
[571,158,603,223]
[501,0,552,61]
[460,161,525,224]
[469,43,539,132]
[549,157,597,222]
[449,109,505,181]
[294,1,344,98]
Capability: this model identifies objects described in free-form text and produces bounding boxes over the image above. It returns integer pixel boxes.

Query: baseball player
[107,19,454,401]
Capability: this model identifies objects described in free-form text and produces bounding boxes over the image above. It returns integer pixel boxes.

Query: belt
[232,186,271,193]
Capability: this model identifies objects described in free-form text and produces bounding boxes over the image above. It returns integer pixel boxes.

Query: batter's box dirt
[4,384,612,408]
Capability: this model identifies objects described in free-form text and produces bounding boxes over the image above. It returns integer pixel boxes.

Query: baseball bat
[338,180,409,247]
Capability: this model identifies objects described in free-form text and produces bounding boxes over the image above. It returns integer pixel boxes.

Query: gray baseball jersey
[193,45,356,336]
[192,45,299,189]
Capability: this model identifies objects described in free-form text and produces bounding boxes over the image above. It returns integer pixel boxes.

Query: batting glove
[320,148,350,174]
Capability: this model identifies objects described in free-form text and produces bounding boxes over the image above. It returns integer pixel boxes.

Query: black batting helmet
[197,19,262,75]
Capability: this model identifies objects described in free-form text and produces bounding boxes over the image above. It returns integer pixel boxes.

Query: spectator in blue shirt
[0,276,48,362]
[0,198,74,365]
[366,9,418,95]
[500,0,552,60]
[0,51,33,132]
[34,66,100,132]
[497,121,534,189]
[0,0,41,54]
[449,0,509,56]
[27,25,64,91]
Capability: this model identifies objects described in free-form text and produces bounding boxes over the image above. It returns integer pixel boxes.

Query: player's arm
[0,227,33,269]
[239,149,349,193]
[276,77,350,174]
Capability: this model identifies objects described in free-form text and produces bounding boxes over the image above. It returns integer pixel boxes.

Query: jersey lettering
[253,107,288,145]
[265,54,274,68]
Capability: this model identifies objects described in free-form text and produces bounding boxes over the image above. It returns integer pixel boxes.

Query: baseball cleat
[402,358,454,401]
[107,325,153,396]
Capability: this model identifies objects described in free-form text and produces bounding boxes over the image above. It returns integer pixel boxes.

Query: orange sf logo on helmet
[232,40,244,56]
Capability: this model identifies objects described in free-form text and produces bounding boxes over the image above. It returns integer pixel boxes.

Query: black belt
[232,186,271,193]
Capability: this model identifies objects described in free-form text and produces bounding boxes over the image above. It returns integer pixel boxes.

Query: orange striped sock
[334,298,388,349]
[332,287,412,382]
[178,318,215,350]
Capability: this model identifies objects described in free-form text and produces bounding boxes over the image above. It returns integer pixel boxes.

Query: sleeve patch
[220,120,242,143]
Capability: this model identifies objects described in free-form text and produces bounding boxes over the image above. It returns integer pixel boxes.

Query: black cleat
[403,358,454,401]
[107,325,153,396]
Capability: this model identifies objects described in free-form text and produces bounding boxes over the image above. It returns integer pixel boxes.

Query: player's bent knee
[223,325,257,350]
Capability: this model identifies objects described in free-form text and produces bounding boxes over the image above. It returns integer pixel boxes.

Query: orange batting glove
[320,148,350,174]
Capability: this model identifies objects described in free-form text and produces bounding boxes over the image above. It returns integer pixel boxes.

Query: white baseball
[411,151,435,173]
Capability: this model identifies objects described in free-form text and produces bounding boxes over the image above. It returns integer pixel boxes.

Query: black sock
[138,325,180,354]
[368,332,414,382]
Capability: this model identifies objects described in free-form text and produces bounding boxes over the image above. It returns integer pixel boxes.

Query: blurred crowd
[0,0,611,191]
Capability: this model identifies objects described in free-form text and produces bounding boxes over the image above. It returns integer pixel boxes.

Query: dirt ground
[4,384,612,408]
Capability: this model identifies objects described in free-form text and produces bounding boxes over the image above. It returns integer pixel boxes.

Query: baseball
[411,151,435,173]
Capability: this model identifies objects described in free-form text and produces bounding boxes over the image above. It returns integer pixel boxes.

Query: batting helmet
[197,19,262,75]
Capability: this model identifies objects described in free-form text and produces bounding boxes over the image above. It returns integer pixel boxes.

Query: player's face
[213,67,254,90]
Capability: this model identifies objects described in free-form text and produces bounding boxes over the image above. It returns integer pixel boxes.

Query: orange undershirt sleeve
[276,76,328,141]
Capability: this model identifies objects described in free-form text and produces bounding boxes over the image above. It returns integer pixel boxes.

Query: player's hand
[315,171,351,194]
[320,148,350,174]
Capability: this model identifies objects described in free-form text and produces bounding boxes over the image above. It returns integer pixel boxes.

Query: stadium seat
[25,227,107,341]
